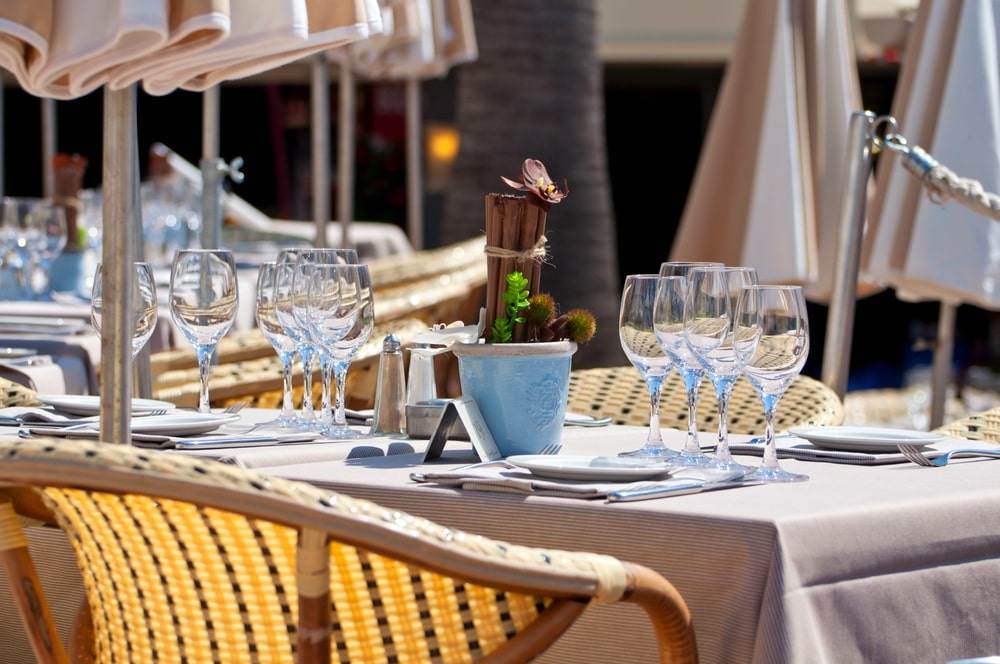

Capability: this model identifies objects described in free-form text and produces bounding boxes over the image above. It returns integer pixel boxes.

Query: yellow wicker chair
[567,366,845,435]
[932,404,1000,445]
[0,376,41,408]
[0,438,698,664]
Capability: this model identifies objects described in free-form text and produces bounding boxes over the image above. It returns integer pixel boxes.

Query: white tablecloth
[193,421,1000,664]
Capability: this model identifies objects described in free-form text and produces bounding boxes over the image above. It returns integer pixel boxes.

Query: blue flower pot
[451,340,577,457]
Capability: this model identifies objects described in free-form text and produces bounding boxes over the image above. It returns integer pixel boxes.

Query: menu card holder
[422,395,503,462]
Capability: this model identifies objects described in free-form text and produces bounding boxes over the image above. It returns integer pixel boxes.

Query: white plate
[506,455,672,482]
[787,426,943,453]
[131,413,241,437]
[37,395,177,417]
[0,316,90,335]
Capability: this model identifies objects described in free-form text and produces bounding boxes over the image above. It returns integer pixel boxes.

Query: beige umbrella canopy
[669,0,880,304]
[861,0,1000,426]
[0,1,383,443]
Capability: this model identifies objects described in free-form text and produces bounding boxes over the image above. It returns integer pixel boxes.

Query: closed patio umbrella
[0,1,383,443]
[862,0,1000,426]
[669,0,880,304]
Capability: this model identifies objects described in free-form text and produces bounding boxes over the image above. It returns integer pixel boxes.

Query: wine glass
[327,264,375,439]
[683,266,758,473]
[1,197,68,299]
[90,262,158,360]
[169,249,239,413]
[255,261,298,429]
[655,261,724,466]
[733,284,811,483]
[617,274,677,460]
[275,250,319,428]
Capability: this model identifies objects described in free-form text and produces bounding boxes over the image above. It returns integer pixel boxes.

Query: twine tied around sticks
[483,234,551,266]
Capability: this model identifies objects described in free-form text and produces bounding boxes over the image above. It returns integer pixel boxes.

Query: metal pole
[312,52,330,248]
[0,81,5,197]
[405,78,424,249]
[822,111,877,399]
[100,86,138,444]
[200,85,222,249]
[41,98,56,197]
[930,302,957,429]
[337,54,355,251]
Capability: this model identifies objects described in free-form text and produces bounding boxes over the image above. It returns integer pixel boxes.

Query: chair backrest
[567,366,845,434]
[0,438,697,664]
[0,375,42,407]
[932,404,1000,443]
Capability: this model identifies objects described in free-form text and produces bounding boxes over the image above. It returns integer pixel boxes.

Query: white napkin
[730,437,916,465]
[410,462,737,500]
[0,406,84,425]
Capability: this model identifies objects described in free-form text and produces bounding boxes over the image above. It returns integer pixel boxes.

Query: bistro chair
[567,366,845,435]
[0,437,698,664]
[0,375,42,408]
[932,403,1000,444]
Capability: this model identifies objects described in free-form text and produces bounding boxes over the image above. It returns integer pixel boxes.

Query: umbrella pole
[200,86,222,249]
[337,53,355,252]
[929,302,957,429]
[312,52,330,248]
[822,111,877,400]
[406,77,423,249]
[41,98,56,197]
[99,85,138,444]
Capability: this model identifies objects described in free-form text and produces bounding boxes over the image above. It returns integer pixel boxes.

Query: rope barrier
[873,114,1000,222]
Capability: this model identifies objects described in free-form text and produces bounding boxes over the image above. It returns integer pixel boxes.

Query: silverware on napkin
[606,478,764,502]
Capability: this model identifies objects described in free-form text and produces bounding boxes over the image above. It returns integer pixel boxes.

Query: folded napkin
[0,406,85,425]
[410,462,738,500]
[18,424,319,450]
[730,438,917,465]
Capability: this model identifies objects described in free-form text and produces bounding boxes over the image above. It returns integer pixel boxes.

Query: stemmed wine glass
[169,249,239,413]
[733,284,811,483]
[683,266,758,473]
[327,263,375,438]
[1,197,68,299]
[255,261,298,428]
[617,274,676,460]
[655,261,724,466]
[90,262,158,359]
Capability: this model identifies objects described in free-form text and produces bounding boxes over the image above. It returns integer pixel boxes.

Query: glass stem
[714,379,736,461]
[280,354,296,420]
[318,354,334,424]
[196,346,213,413]
[759,393,781,471]
[299,347,315,421]
[681,370,702,454]
[333,357,350,427]
[645,373,665,447]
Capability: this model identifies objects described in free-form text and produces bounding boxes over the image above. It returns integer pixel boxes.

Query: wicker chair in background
[567,366,845,435]
[0,438,698,664]
[0,376,41,408]
[932,404,1000,444]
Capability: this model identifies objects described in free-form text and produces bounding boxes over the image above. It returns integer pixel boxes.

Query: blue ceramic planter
[451,340,577,457]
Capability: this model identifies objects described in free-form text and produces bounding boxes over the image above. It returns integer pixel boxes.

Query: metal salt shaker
[369,334,406,436]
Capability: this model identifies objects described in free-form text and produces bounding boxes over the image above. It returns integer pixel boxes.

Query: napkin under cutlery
[729,438,925,465]
[410,463,752,501]
[18,425,320,449]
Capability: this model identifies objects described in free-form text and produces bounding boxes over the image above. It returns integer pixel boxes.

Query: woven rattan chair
[0,376,41,408]
[932,404,1000,444]
[567,366,845,435]
[0,438,698,663]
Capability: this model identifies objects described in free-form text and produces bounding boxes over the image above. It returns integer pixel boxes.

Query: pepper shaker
[369,333,406,436]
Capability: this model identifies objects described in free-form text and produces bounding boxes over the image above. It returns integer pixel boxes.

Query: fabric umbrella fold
[669,0,877,303]
[862,0,1000,311]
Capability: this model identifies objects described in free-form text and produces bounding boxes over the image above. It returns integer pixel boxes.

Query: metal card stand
[421,396,502,462]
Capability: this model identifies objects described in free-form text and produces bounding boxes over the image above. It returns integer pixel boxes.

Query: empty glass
[683,266,758,473]
[169,249,239,413]
[255,261,297,428]
[618,274,676,460]
[90,262,158,360]
[0,197,68,299]
[733,285,811,483]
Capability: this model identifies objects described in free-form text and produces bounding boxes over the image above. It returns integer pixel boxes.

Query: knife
[606,478,764,502]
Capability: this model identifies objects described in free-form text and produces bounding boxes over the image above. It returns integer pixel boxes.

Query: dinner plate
[506,455,672,482]
[130,413,241,437]
[787,426,943,453]
[37,394,177,417]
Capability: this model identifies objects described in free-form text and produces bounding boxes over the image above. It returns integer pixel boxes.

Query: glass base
[619,445,679,461]
[706,457,749,474]
[671,451,712,467]
[744,466,808,482]
[322,424,368,439]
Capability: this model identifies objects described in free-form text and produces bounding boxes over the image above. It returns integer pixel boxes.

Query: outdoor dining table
[2,411,999,663]
[178,415,1000,664]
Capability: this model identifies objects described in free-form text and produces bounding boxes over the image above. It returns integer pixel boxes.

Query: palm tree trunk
[440,0,621,367]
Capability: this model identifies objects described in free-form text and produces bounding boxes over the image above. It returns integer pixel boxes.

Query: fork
[221,402,248,415]
[454,444,562,471]
[897,444,1000,467]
